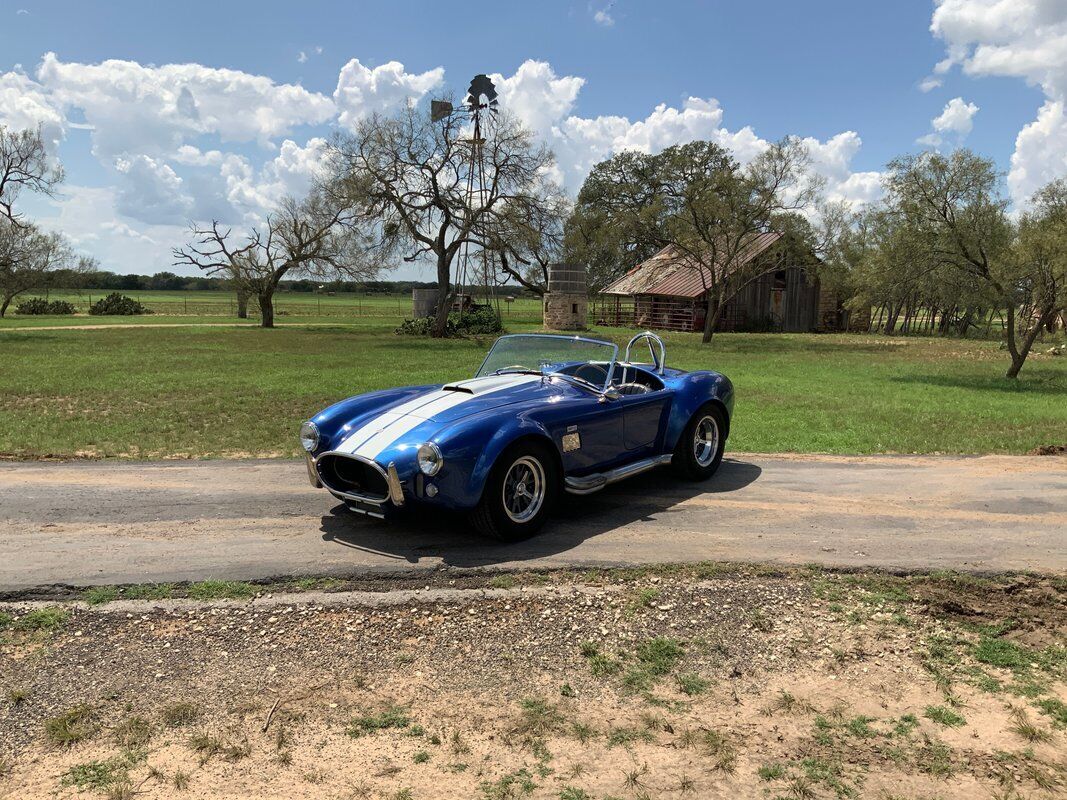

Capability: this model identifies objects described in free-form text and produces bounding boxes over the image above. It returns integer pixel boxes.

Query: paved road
[1,455,1064,589]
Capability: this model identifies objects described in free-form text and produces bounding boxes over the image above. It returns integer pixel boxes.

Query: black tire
[671,403,726,480]
[470,440,559,541]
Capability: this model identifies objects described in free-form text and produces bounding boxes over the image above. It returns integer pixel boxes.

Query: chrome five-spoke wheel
[693,415,720,467]
[502,455,546,523]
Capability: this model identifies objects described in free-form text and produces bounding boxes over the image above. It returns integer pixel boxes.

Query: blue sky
[1,0,1064,278]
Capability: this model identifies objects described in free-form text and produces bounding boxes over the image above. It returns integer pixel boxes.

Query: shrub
[89,293,152,316]
[396,305,503,337]
[15,297,77,315]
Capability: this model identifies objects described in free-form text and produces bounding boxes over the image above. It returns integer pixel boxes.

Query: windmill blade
[466,74,498,107]
[430,100,454,122]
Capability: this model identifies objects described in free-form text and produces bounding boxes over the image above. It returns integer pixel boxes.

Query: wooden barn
[598,231,853,333]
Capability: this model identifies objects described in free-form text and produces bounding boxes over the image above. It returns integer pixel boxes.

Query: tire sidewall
[482,441,559,540]
[673,403,726,480]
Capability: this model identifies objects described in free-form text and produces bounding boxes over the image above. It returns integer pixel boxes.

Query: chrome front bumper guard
[306,451,405,508]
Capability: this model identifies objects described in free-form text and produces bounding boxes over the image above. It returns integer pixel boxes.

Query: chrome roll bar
[623,331,666,375]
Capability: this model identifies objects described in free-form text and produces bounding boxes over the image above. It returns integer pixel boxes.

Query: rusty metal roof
[603,231,783,299]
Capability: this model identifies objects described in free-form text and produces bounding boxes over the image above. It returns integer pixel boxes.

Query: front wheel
[672,404,726,480]
[470,442,558,541]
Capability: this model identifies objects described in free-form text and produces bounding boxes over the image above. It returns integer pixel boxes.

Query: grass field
[1,312,1064,458]
[7,289,546,320]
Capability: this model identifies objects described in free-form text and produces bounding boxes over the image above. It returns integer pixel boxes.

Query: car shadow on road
[319,457,762,567]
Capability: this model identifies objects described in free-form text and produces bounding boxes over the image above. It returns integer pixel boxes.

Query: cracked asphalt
[0,454,1064,590]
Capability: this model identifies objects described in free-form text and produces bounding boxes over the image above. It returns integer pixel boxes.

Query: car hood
[328,374,571,461]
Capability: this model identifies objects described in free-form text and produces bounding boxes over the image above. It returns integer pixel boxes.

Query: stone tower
[543,263,587,330]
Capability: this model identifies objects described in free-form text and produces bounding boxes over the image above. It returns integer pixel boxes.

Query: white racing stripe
[334,374,541,460]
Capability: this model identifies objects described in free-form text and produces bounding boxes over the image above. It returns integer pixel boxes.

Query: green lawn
[1,317,1064,458]
[6,289,546,320]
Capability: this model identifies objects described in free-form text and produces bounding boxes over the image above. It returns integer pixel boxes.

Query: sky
[0,0,1063,279]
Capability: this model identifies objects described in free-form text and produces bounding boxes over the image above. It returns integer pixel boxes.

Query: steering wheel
[567,363,609,386]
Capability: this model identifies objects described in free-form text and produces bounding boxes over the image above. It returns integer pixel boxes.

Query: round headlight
[417,442,443,476]
[299,420,320,453]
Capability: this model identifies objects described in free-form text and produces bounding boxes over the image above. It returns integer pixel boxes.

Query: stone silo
[543,264,587,330]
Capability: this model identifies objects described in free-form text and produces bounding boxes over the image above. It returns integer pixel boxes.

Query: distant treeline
[44,269,534,296]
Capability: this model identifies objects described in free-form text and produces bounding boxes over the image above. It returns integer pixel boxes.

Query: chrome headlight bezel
[417,442,444,476]
[299,420,320,453]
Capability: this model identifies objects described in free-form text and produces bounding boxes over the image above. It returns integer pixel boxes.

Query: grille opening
[317,454,389,501]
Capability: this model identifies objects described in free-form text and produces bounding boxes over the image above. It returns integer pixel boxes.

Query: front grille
[316,454,390,501]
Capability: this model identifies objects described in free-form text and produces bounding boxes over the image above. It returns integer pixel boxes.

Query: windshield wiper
[492,366,541,376]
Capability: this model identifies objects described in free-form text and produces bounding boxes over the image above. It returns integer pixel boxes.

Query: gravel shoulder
[1,566,1064,799]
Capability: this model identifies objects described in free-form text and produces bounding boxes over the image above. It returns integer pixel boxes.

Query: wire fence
[36,292,547,321]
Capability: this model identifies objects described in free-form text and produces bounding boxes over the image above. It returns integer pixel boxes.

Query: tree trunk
[431,252,452,338]
[883,303,900,336]
[0,296,10,318]
[236,287,249,319]
[701,295,721,344]
[1005,305,1055,379]
[259,291,275,329]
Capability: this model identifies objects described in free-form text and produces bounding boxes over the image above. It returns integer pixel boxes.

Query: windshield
[476,334,618,391]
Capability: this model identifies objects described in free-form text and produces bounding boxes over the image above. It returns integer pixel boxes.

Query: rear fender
[663,372,734,452]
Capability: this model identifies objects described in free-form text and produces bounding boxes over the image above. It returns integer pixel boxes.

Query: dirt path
[1,455,1064,590]
[1,569,1064,799]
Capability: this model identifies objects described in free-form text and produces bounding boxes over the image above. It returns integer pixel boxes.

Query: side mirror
[601,387,621,401]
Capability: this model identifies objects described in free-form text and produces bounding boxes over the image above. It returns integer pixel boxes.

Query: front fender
[428,412,558,510]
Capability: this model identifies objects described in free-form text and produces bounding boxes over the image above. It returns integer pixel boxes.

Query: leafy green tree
[883,149,1055,377]
[566,139,820,342]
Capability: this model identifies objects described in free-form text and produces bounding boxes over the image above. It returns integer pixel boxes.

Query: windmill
[431,74,501,312]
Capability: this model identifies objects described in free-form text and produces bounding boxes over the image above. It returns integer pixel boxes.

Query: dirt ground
[1,567,1064,800]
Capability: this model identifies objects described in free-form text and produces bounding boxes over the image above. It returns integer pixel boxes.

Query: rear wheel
[672,403,726,480]
[470,441,558,541]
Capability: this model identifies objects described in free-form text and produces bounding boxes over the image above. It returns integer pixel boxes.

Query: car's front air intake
[316,453,390,502]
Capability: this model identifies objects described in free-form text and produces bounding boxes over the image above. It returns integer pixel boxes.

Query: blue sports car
[301,332,734,540]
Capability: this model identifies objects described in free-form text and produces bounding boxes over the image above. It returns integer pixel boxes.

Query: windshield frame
[475,334,619,393]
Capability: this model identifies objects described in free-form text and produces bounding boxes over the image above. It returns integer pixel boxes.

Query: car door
[619,389,672,454]
[550,395,625,473]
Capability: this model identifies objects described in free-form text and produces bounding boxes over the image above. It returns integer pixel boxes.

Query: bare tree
[173,193,370,328]
[490,189,570,296]
[0,126,63,226]
[0,220,90,316]
[325,101,558,337]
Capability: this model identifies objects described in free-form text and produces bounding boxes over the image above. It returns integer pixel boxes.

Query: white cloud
[1009,99,1067,203]
[592,1,616,26]
[173,144,224,167]
[333,59,444,130]
[930,0,1067,203]
[297,51,308,64]
[35,52,335,158]
[0,68,65,146]
[5,53,882,274]
[933,96,979,135]
[915,96,979,147]
[39,186,188,273]
[114,154,194,224]
[490,60,585,136]
[484,61,876,208]
[918,76,943,92]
